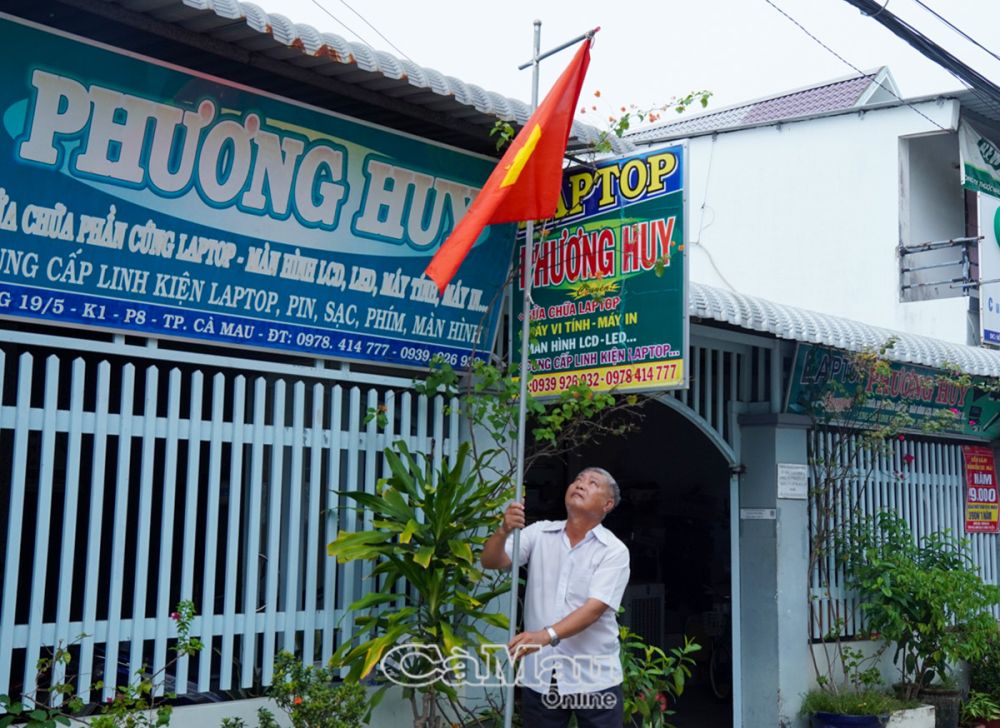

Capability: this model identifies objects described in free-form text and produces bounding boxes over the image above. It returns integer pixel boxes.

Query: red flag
[424,36,593,293]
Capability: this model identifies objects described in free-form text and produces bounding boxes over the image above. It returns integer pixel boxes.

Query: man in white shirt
[481,467,630,728]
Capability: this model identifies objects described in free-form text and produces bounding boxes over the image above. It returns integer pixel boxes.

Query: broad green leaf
[414,545,434,569]
[400,519,419,545]
[348,591,401,612]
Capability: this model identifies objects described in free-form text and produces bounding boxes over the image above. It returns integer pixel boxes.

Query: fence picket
[197,373,227,692]
[153,369,182,696]
[175,371,204,695]
[24,357,60,699]
[52,359,85,700]
[220,375,247,690]
[79,361,110,703]
[128,366,159,682]
[241,377,267,688]
[282,382,306,656]
[103,363,136,700]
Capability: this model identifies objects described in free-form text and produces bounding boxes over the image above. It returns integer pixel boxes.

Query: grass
[800,689,918,717]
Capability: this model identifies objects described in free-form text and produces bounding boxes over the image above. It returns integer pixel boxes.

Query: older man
[481,467,631,728]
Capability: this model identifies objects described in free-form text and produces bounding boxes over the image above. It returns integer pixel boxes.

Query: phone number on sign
[528,363,681,393]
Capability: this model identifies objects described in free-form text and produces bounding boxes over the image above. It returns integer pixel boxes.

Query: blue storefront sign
[0,14,514,367]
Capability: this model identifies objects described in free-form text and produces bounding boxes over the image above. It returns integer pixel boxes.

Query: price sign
[963,446,1000,534]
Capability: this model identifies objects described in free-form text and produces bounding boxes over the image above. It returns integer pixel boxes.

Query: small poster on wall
[963,445,1000,534]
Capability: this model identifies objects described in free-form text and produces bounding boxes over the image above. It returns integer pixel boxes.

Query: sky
[251,0,1000,131]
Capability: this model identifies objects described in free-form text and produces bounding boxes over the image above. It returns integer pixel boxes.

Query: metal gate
[0,328,458,702]
[808,428,1000,639]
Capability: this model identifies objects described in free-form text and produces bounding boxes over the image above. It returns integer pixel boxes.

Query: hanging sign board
[979,194,1000,345]
[963,446,1000,534]
[511,146,688,396]
[0,14,514,368]
[785,343,1000,441]
[960,120,1000,200]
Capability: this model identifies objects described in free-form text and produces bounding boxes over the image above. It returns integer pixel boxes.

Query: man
[481,467,630,728]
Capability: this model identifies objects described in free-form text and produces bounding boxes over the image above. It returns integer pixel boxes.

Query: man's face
[564,469,614,517]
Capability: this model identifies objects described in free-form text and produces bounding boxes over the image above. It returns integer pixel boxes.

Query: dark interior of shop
[525,399,734,727]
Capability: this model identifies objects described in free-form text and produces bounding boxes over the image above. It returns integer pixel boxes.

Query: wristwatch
[544,625,560,647]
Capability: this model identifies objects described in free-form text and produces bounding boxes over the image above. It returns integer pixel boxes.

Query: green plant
[970,628,1000,700]
[332,357,643,727]
[841,512,1000,699]
[802,341,976,706]
[91,601,203,728]
[263,652,366,728]
[0,601,203,728]
[799,689,913,717]
[328,441,511,726]
[619,625,699,728]
[962,691,1000,723]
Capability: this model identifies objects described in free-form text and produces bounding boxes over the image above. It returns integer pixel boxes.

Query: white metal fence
[808,428,1000,640]
[0,329,458,703]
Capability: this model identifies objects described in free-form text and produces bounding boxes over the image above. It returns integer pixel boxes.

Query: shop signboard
[963,445,999,534]
[979,194,1000,345]
[0,14,515,368]
[512,146,687,396]
[960,120,1000,200]
[785,343,1000,441]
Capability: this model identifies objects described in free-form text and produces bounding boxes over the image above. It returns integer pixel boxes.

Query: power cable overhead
[307,0,376,51]
[333,0,415,63]
[839,0,1000,117]
[764,0,948,132]
[910,0,1000,65]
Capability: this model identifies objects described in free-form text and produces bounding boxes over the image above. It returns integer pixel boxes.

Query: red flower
[897,434,905,441]
[656,692,668,712]
[903,454,915,465]
[170,611,181,621]
[293,696,303,705]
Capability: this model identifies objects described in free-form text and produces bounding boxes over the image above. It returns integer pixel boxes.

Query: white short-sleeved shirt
[503,519,630,695]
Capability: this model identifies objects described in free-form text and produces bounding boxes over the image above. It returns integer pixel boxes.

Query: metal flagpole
[502,20,540,728]
[502,21,596,728]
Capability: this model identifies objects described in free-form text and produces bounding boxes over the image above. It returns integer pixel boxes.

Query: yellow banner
[526,360,684,396]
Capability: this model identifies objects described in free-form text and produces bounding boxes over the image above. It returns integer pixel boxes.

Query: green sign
[785,344,1000,441]
[960,120,1000,200]
[512,146,687,396]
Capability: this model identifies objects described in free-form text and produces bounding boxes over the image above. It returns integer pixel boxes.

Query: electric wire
[332,0,415,63]
[911,0,1000,65]
[306,0,378,52]
[691,135,739,293]
[841,0,1000,122]
[763,0,949,132]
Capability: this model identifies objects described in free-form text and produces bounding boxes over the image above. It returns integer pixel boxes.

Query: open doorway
[525,399,733,727]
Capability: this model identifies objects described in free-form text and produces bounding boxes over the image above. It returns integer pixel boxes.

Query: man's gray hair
[580,466,620,510]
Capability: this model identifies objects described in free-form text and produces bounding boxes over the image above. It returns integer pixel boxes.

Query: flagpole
[502,18,541,728]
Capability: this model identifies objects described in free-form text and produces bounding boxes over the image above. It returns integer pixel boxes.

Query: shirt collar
[541,519,612,545]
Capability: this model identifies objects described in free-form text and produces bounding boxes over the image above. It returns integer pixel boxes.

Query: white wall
[677,98,969,344]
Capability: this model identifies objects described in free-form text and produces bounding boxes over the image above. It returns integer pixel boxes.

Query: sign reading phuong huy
[512,146,687,396]
[786,344,1000,441]
[0,14,514,367]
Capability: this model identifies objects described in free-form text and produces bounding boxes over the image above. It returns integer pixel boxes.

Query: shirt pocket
[566,573,591,604]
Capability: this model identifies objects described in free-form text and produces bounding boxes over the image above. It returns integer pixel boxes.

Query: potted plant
[619,624,700,728]
[841,511,1000,728]
[968,629,1000,728]
[961,691,1000,728]
[801,688,915,728]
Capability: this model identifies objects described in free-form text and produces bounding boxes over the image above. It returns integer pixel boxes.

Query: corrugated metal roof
[627,70,881,143]
[691,282,1000,376]
[101,0,631,154]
